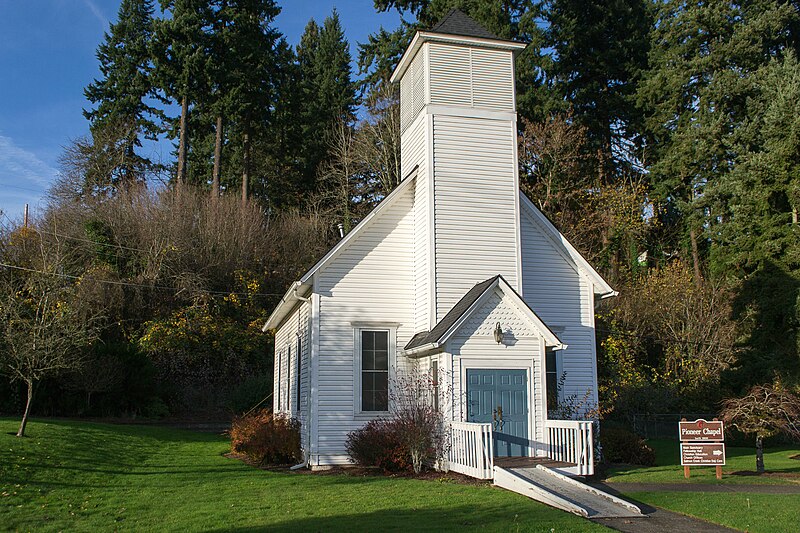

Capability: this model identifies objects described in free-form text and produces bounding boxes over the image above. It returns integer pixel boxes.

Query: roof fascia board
[519,191,616,297]
[300,171,416,285]
[401,343,443,358]
[390,31,526,84]
[265,170,417,331]
[263,281,311,331]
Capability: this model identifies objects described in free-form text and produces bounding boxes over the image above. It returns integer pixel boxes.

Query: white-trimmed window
[295,335,302,412]
[545,346,563,414]
[354,327,395,414]
[276,349,282,411]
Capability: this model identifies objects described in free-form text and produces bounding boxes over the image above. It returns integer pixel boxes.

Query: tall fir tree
[153,0,213,187]
[542,0,651,182]
[84,0,162,187]
[297,10,357,195]
[223,0,283,204]
[638,0,798,283]
[708,53,800,385]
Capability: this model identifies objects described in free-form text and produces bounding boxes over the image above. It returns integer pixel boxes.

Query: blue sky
[0,1,403,221]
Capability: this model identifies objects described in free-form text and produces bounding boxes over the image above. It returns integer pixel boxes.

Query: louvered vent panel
[429,43,472,107]
[470,48,514,111]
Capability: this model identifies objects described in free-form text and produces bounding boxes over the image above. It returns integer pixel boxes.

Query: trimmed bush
[345,419,412,472]
[230,409,301,465]
[600,427,656,466]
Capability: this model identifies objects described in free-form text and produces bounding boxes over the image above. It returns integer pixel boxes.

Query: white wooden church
[264,10,615,477]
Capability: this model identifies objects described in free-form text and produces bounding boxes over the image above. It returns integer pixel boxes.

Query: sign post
[679,418,725,480]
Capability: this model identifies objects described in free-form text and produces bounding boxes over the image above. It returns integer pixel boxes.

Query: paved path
[598,481,800,494]
[593,509,738,533]
[589,483,739,533]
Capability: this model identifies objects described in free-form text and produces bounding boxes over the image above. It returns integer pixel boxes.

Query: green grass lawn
[625,491,800,533]
[0,418,605,532]
[605,438,800,485]
[602,438,800,532]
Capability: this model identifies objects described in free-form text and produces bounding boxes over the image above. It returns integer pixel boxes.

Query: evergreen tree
[542,0,651,181]
[223,0,283,204]
[153,0,213,187]
[638,0,798,283]
[84,0,162,187]
[297,10,357,194]
[709,54,800,384]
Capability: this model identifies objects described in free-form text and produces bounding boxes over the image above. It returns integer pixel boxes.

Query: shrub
[599,427,656,466]
[347,368,449,474]
[230,409,302,465]
[346,419,411,472]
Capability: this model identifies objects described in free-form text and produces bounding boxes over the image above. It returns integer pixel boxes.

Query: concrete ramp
[493,464,644,519]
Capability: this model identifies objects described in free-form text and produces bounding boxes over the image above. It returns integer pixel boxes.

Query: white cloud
[82,0,109,29]
[0,135,58,191]
[0,136,58,219]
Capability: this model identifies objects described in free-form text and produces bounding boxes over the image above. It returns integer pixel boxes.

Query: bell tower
[392,9,527,331]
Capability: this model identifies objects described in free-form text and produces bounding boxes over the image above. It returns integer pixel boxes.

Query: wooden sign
[679,419,724,442]
[681,442,726,466]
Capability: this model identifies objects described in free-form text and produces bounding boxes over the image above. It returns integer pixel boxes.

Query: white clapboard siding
[273,300,311,453]
[400,59,414,132]
[520,207,598,404]
[433,114,519,319]
[447,289,545,450]
[401,112,431,333]
[314,184,416,458]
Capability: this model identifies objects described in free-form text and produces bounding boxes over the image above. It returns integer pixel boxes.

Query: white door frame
[459,356,537,458]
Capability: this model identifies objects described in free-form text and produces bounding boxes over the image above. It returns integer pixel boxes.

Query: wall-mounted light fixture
[493,322,504,344]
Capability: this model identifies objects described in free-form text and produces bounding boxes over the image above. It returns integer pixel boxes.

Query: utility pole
[23,204,29,228]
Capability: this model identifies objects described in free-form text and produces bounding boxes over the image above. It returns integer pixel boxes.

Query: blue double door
[466,368,529,457]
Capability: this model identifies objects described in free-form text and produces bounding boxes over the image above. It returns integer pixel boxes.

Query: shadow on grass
[204,503,597,532]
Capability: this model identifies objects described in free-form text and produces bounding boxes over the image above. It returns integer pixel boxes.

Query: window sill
[353,411,390,420]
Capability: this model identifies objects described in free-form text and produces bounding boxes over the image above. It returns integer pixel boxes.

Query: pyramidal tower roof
[429,8,501,40]
[390,8,525,83]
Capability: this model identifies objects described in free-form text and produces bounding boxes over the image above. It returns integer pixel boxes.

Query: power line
[0,262,284,298]
[0,182,46,195]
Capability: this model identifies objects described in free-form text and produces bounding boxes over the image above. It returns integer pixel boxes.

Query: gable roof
[403,275,565,356]
[519,191,617,298]
[263,169,418,331]
[430,8,501,40]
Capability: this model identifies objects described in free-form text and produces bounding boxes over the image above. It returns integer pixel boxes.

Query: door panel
[466,368,529,457]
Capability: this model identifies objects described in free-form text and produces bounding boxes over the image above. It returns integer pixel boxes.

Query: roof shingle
[429,8,501,40]
[404,275,501,350]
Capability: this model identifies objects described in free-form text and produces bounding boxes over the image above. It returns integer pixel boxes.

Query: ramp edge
[534,464,643,515]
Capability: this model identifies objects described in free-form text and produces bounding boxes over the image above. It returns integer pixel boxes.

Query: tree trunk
[756,435,765,473]
[689,227,703,289]
[212,114,223,200]
[241,131,250,205]
[176,95,189,188]
[17,381,33,438]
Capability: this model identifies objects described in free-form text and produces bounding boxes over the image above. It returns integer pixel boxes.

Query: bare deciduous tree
[0,273,102,437]
[722,382,800,473]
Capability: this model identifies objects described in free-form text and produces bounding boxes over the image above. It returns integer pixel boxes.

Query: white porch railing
[447,421,494,480]
[544,420,594,476]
